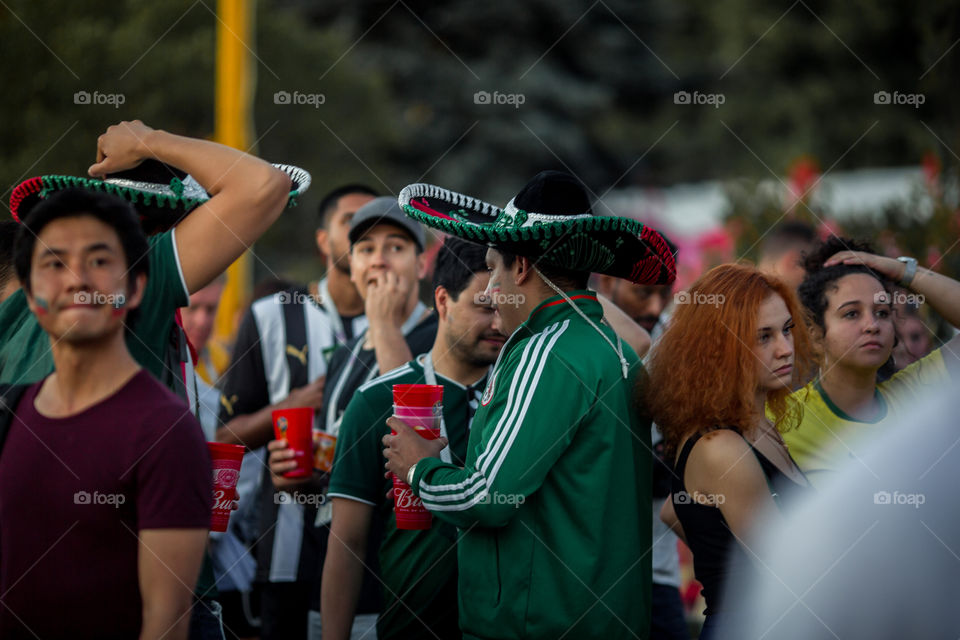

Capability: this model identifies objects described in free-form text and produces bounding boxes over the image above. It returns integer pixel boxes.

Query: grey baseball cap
[348,196,426,250]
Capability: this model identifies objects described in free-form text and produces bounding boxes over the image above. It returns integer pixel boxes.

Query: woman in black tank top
[642,264,817,639]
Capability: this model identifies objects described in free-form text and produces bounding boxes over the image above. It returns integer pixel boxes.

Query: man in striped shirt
[215,185,375,640]
[384,171,677,639]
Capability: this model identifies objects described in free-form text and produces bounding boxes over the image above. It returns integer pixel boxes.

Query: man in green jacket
[384,171,677,639]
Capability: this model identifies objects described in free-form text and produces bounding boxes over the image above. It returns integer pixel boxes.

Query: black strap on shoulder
[281,290,309,390]
[0,384,31,458]
[674,426,743,488]
[674,432,704,488]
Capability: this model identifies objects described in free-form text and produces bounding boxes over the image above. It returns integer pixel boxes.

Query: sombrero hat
[9,160,311,234]
[399,170,676,285]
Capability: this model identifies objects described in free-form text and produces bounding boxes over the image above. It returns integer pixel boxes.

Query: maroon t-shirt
[0,370,212,640]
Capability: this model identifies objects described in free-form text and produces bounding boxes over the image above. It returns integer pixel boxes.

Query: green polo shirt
[329,354,486,640]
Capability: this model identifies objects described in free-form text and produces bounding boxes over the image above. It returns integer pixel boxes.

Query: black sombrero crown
[399,170,676,285]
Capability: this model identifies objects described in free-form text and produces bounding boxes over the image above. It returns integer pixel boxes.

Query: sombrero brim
[398,182,677,286]
[10,162,312,225]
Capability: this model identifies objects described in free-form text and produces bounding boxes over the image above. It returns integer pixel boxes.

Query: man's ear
[515,255,535,286]
[593,274,615,297]
[23,288,36,315]
[315,228,330,259]
[416,252,428,280]
[434,286,450,321]
[125,272,148,311]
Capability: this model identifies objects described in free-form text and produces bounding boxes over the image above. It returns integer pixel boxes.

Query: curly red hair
[643,263,814,459]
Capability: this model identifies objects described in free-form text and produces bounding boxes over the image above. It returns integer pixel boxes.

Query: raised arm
[825,250,960,375]
[89,120,291,293]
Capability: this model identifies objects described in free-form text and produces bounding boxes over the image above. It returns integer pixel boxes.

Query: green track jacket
[410,291,652,639]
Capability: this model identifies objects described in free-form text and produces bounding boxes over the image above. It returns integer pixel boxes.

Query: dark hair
[317,184,378,227]
[499,250,590,291]
[432,236,488,300]
[0,220,18,291]
[798,235,896,378]
[14,189,150,327]
[760,221,817,260]
[252,276,298,301]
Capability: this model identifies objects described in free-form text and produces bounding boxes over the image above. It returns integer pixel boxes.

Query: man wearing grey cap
[267,195,436,638]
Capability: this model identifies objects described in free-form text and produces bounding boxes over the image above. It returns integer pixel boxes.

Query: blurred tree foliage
[1,0,958,280]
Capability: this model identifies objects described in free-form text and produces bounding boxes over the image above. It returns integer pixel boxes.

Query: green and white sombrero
[10,159,311,234]
[399,170,677,285]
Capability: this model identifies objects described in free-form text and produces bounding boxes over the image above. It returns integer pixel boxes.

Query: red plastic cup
[271,407,314,478]
[391,384,444,530]
[208,442,245,533]
[393,384,443,414]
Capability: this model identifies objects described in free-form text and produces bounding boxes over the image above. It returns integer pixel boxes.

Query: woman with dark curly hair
[784,236,960,487]
[645,264,816,638]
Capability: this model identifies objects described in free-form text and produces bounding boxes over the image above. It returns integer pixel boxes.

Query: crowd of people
[0,120,956,640]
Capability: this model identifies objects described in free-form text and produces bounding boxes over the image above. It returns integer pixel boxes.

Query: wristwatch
[896,256,918,287]
[406,462,418,487]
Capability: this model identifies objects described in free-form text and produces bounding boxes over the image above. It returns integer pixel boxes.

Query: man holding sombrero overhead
[383,170,676,639]
[0,120,308,640]
[1,119,308,394]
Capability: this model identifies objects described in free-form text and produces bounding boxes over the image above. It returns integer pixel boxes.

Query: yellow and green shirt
[783,349,951,488]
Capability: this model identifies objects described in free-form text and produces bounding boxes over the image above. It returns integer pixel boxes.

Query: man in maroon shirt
[0,188,212,640]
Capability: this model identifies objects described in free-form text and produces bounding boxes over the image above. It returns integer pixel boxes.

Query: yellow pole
[213,0,256,347]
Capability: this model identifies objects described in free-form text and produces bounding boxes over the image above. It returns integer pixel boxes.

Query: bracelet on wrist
[896,256,918,288]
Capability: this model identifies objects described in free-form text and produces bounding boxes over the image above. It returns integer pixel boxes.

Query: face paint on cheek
[110,291,127,316]
[34,297,50,315]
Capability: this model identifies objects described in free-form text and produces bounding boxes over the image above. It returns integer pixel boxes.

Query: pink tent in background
[668,228,736,292]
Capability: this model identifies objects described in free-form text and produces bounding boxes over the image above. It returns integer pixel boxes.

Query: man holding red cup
[321,237,504,640]
[384,172,677,639]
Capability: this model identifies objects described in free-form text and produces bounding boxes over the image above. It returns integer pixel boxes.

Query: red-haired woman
[645,264,815,639]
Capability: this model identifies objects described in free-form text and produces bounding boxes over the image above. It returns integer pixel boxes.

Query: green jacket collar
[521,289,602,335]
